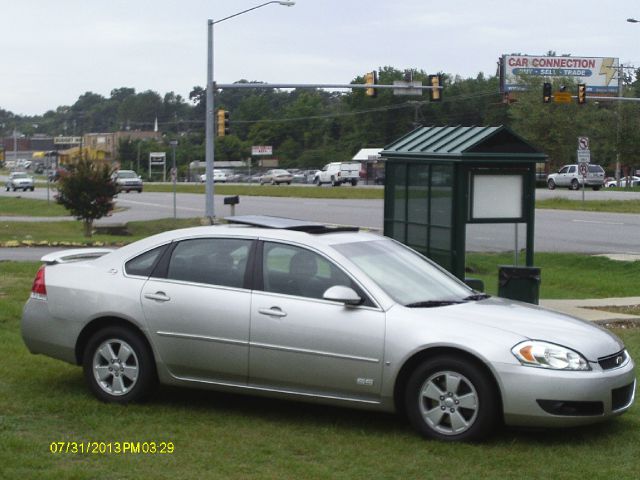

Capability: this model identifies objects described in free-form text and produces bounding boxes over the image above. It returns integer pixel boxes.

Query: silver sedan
[21,216,636,441]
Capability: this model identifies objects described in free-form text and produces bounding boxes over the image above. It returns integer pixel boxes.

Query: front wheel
[83,326,157,404]
[404,355,499,441]
[314,177,321,186]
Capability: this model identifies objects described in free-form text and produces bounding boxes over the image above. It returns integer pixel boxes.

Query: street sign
[578,136,589,150]
[393,80,423,96]
[577,150,591,163]
[554,91,572,103]
[579,163,588,176]
[251,145,273,156]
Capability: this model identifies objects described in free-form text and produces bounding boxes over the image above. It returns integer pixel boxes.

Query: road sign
[577,150,591,164]
[578,136,589,150]
[579,163,588,176]
[251,145,273,156]
[393,80,423,96]
[554,91,572,103]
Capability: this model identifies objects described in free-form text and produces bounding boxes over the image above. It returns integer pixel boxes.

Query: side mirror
[323,285,362,306]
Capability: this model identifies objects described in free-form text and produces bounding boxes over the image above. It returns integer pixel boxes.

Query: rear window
[588,165,604,173]
[125,245,167,277]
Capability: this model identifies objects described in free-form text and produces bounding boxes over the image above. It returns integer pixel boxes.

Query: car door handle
[258,307,287,318]
[144,292,171,302]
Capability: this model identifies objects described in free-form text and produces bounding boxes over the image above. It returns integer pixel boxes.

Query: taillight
[31,265,47,299]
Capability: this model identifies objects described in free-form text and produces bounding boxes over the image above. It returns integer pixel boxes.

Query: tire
[314,177,321,186]
[12,187,17,191]
[547,179,556,190]
[271,180,276,185]
[30,187,35,191]
[404,355,499,442]
[287,182,291,185]
[351,179,358,187]
[570,179,580,190]
[82,326,157,404]
[592,186,601,191]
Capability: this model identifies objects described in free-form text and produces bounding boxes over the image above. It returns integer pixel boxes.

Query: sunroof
[225,215,359,233]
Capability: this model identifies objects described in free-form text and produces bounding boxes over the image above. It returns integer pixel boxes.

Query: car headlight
[511,340,590,371]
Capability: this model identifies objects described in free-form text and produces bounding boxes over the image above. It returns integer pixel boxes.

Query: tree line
[2,66,639,174]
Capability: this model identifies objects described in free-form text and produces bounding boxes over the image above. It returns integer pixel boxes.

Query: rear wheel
[83,326,157,403]
[404,355,499,441]
[314,177,321,186]
[547,179,556,190]
[592,186,601,191]
[351,179,358,187]
[570,179,580,190]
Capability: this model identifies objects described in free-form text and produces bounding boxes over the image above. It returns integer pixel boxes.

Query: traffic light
[577,84,587,104]
[429,75,442,102]
[216,109,229,137]
[365,71,377,97]
[543,82,552,103]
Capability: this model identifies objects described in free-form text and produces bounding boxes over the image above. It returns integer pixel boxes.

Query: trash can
[498,266,541,304]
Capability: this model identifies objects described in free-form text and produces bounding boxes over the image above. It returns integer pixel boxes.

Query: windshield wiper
[405,300,463,308]
[463,293,491,301]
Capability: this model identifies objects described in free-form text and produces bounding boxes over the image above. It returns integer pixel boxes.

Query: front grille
[598,350,628,370]
[612,382,635,411]
[537,400,604,416]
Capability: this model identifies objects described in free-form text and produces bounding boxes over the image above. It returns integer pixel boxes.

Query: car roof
[109,216,376,261]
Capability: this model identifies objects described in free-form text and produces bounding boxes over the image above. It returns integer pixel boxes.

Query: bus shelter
[381,125,547,297]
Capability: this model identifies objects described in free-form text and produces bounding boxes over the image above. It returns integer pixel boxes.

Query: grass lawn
[466,252,640,299]
[0,196,69,217]
[0,218,203,246]
[536,197,640,214]
[1,261,638,479]
[145,183,385,200]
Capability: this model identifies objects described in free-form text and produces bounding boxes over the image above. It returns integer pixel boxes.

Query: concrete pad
[540,297,640,324]
[593,253,640,262]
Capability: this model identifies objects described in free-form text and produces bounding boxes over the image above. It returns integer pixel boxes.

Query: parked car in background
[605,176,640,188]
[199,169,228,183]
[115,170,143,193]
[260,169,293,185]
[21,216,635,442]
[6,172,35,191]
[547,164,605,190]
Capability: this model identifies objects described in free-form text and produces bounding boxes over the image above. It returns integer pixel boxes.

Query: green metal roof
[382,125,547,162]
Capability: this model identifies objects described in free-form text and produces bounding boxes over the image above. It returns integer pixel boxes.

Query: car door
[555,166,570,186]
[249,241,385,401]
[140,237,254,384]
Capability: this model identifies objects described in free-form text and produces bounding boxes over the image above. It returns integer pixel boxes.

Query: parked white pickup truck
[314,162,361,186]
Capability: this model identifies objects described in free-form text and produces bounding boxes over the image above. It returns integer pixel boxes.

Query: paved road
[2,186,640,259]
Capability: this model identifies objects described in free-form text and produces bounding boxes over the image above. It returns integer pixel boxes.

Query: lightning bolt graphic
[600,58,616,85]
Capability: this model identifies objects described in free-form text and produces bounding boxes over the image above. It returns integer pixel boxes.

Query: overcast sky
[2,0,639,116]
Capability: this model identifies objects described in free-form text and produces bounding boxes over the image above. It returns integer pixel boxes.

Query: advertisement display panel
[501,55,619,94]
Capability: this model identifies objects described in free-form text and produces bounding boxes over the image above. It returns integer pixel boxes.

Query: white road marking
[572,219,624,225]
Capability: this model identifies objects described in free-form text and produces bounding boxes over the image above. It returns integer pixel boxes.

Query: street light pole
[170,140,178,219]
[204,1,295,223]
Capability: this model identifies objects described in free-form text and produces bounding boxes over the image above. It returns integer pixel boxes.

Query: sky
[2,0,639,116]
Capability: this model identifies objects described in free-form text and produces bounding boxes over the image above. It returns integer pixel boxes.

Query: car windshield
[119,171,137,178]
[13,173,28,179]
[333,239,473,306]
[273,170,289,175]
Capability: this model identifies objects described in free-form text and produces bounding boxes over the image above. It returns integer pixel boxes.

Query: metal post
[204,19,215,223]
[514,224,518,266]
[170,140,178,219]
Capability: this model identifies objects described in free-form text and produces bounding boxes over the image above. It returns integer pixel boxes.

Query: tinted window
[263,243,354,300]
[588,165,604,173]
[125,245,167,277]
[568,166,576,173]
[167,238,251,288]
[559,167,569,174]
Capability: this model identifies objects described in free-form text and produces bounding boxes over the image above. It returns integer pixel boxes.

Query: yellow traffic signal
[577,84,587,104]
[217,109,230,137]
[429,75,442,102]
[365,71,377,97]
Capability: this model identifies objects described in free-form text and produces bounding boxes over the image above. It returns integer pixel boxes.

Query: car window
[125,245,168,277]
[558,167,569,174]
[588,165,604,173]
[167,238,251,288]
[262,242,355,300]
[568,166,576,173]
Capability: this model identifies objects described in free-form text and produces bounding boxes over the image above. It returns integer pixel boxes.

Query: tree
[56,159,117,237]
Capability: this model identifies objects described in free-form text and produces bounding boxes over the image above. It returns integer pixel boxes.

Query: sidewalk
[540,297,640,324]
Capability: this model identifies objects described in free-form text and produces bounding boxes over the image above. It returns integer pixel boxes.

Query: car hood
[424,297,623,361]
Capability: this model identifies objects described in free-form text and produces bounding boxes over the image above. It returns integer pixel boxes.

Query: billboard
[501,55,619,94]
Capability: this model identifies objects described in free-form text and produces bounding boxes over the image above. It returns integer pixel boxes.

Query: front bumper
[496,358,635,427]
